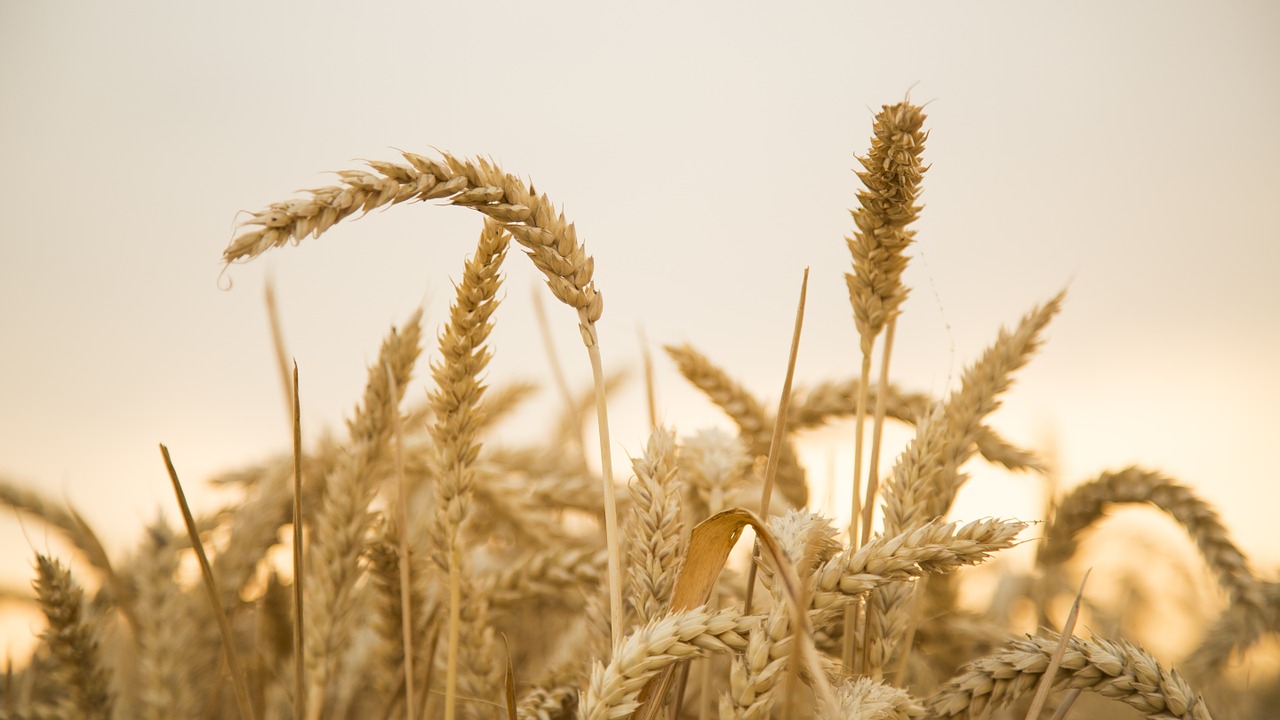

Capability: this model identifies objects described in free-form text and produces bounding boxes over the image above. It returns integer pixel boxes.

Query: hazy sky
[1,1,1277,655]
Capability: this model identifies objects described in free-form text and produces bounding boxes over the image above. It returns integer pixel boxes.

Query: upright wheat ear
[842,101,928,669]
[34,554,114,720]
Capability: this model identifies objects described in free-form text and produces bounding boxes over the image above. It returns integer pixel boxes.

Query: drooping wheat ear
[1039,466,1264,612]
[225,150,623,648]
[32,554,114,720]
[845,101,927,356]
[928,632,1213,720]
[625,426,686,626]
[305,309,423,720]
[224,153,602,323]
[131,521,198,720]
[1038,466,1269,675]
[1186,578,1280,679]
[425,219,508,720]
[664,344,808,509]
[579,606,751,720]
[817,677,924,720]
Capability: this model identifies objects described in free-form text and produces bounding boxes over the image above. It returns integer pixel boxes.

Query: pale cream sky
[1,1,1277,656]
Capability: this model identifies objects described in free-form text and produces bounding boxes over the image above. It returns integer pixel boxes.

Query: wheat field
[1,98,1277,720]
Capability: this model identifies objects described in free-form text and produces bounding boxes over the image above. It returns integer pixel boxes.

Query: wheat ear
[811,518,1025,617]
[1039,466,1268,678]
[304,309,422,719]
[848,101,928,545]
[679,428,751,524]
[426,219,509,720]
[786,382,1043,472]
[843,108,929,678]
[579,606,751,720]
[222,151,623,640]
[1039,466,1264,616]
[928,632,1212,720]
[625,426,686,626]
[874,292,1064,585]
[722,512,839,720]
[32,554,114,720]
[861,291,1062,676]
[132,521,197,719]
[817,677,924,720]
[664,344,808,509]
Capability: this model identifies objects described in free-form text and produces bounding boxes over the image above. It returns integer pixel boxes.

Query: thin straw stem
[1047,689,1082,720]
[266,280,293,429]
[160,444,257,720]
[580,313,624,653]
[744,268,809,615]
[860,317,898,547]
[640,326,657,430]
[291,364,305,720]
[533,288,576,426]
[1025,570,1090,720]
[842,352,873,670]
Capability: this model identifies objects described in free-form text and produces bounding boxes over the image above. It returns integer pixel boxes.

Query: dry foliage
[3,99,1276,720]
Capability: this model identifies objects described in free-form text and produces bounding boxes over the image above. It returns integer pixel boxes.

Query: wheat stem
[291,363,305,720]
[860,317,898,548]
[744,268,809,615]
[160,444,257,720]
[581,316,625,653]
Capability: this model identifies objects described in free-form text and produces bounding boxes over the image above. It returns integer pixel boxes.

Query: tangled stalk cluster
[2,99,1275,720]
